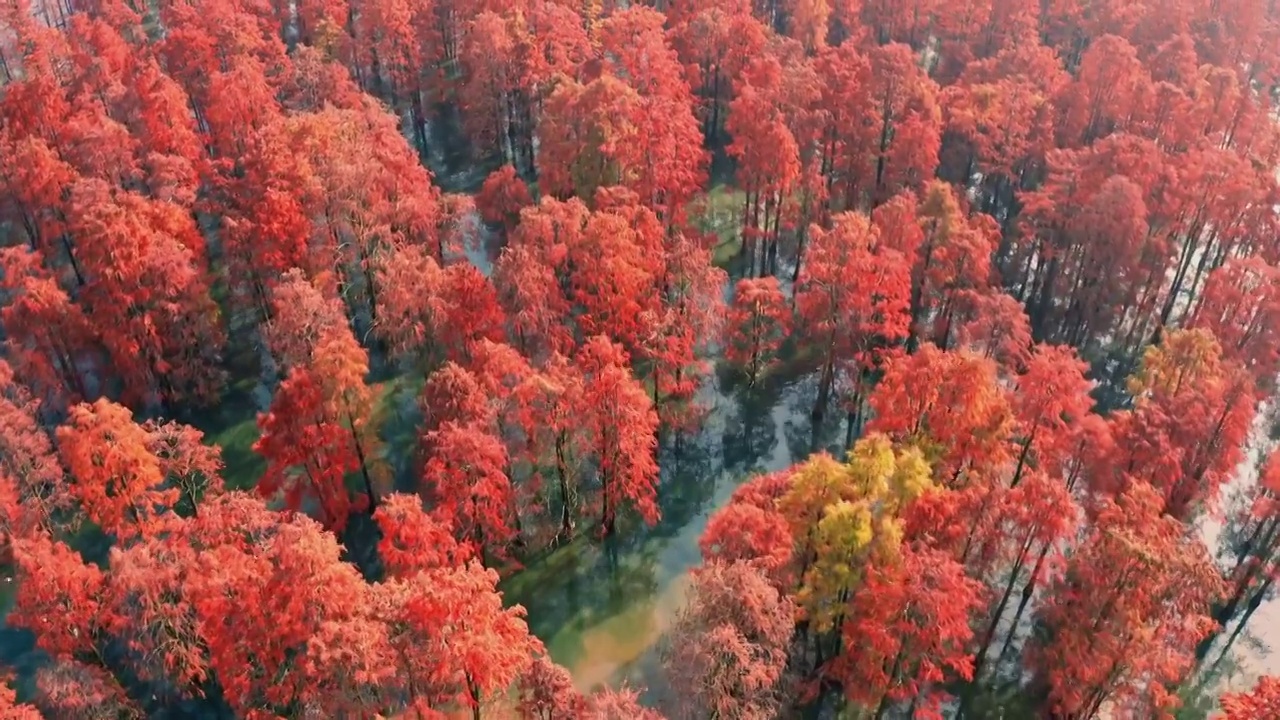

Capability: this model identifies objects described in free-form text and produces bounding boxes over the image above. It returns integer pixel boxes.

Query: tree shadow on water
[783,374,843,464]
[502,533,663,671]
[651,430,721,539]
[721,381,784,476]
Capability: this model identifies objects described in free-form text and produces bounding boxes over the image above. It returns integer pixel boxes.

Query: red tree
[57,399,178,541]
[725,277,791,385]
[795,211,911,422]
[1220,676,1280,719]
[255,367,363,531]
[0,247,95,405]
[373,492,472,578]
[185,499,395,717]
[664,561,796,719]
[379,562,539,716]
[423,420,518,563]
[476,164,534,239]
[261,272,383,521]
[0,675,41,719]
[867,345,1013,485]
[1030,481,1224,718]
[832,543,984,717]
[10,533,104,660]
[0,359,67,534]
[578,336,660,536]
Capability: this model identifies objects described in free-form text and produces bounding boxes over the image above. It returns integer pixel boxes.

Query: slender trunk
[906,235,936,352]
[792,195,812,283]
[709,69,722,143]
[967,534,1034,700]
[1009,429,1036,489]
[601,438,615,536]
[410,91,429,162]
[1209,576,1274,676]
[873,102,893,207]
[347,409,378,511]
[958,487,997,566]
[556,434,575,540]
[873,648,907,720]
[1159,222,1204,326]
[467,674,483,720]
[1031,255,1060,341]
[996,540,1051,667]
[813,344,836,421]
[60,233,86,287]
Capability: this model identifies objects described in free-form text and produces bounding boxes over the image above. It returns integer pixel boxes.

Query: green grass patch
[712,235,743,270]
[688,185,744,270]
[208,412,266,491]
[697,185,744,234]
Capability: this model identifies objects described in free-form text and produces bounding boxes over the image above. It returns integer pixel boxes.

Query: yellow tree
[779,434,934,634]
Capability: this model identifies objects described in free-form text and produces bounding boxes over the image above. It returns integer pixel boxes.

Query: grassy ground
[689,185,744,269]
[208,412,265,491]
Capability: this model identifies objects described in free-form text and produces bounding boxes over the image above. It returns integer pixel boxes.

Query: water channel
[501,370,845,709]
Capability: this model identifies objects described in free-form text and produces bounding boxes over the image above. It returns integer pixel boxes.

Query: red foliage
[32,662,139,719]
[584,687,665,720]
[1030,481,1225,718]
[255,368,362,531]
[664,561,796,719]
[7,1,1280,718]
[867,345,1013,485]
[0,674,42,719]
[436,263,508,365]
[578,336,660,535]
[57,400,178,541]
[373,492,472,578]
[493,244,575,360]
[1104,329,1257,519]
[379,562,539,713]
[699,502,795,590]
[832,544,983,716]
[143,418,225,514]
[420,362,494,436]
[1220,676,1280,720]
[0,246,94,408]
[9,533,104,659]
[185,504,395,717]
[0,359,66,534]
[795,211,911,420]
[376,244,445,366]
[423,421,517,562]
[724,277,791,384]
[476,165,534,236]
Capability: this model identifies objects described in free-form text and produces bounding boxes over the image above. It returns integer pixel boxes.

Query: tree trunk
[996,540,1051,667]
[347,410,378,511]
[813,338,836,421]
[960,534,1035,718]
[556,435,575,540]
[1208,575,1274,676]
[410,91,429,161]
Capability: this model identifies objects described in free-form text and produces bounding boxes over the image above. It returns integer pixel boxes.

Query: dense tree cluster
[2,0,1280,716]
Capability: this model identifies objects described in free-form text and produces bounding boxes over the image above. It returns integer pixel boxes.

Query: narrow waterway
[501,370,845,708]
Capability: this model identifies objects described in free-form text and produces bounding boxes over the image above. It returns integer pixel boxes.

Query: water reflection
[502,373,818,704]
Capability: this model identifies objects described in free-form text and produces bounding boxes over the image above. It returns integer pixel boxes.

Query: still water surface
[502,373,842,707]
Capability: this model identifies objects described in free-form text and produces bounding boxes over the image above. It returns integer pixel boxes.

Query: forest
[2,0,1280,716]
